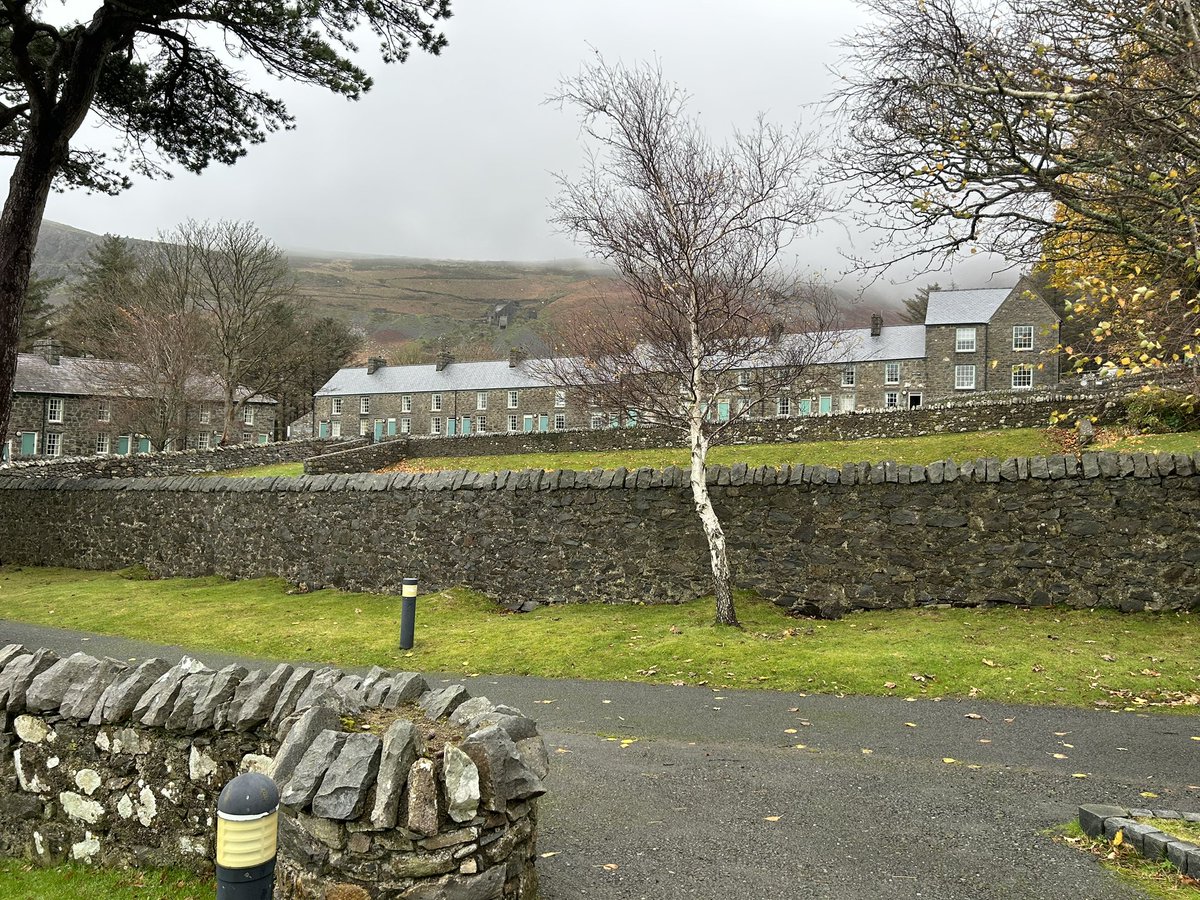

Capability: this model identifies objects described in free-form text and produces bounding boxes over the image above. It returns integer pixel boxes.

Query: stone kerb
[0,645,546,900]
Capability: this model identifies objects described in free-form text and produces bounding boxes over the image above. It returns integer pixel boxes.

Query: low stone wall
[0,438,367,479]
[304,390,1123,474]
[305,436,411,475]
[0,645,545,898]
[1,451,1196,616]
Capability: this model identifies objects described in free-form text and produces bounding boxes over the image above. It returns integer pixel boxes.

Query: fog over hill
[33,220,966,362]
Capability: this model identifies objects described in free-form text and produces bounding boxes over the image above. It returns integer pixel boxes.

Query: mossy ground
[0,859,212,900]
[1,566,1194,712]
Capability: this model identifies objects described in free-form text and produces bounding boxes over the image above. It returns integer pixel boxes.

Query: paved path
[3,620,1195,900]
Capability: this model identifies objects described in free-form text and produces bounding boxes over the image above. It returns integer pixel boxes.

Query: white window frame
[776,396,791,416]
[95,433,110,455]
[46,397,64,424]
[554,412,566,431]
[45,432,62,456]
[197,432,210,450]
[431,393,443,412]
[401,394,413,413]
[1011,364,1034,389]
[431,417,442,435]
[954,364,976,390]
[884,391,899,409]
[1012,325,1034,351]
[360,397,371,416]
[955,327,977,353]
[242,431,252,444]
[97,399,111,423]
[840,395,856,413]
[884,362,900,385]
[508,390,519,409]
[508,414,520,432]
[554,389,566,408]
[737,371,752,387]
[331,398,343,416]
[400,417,411,434]
[476,414,487,433]
[591,413,606,430]
[359,418,371,436]
[243,406,255,426]
[841,365,856,388]
[330,421,342,439]
[476,392,487,411]
[199,404,211,425]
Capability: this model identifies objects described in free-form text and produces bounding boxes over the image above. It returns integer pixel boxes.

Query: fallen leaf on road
[764,816,782,822]
[861,748,873,755]
[964,713,983,720]
[943,758,958,764]
[1071,773,1089,779]
[554,748,572,754]
[602,700,612,704]
[967,764,983,770]
[904,722,917,728]
[541,852,560,858]
[793,744,807,750]
[1052,753,1068,759]
[784,728,798,734]
[535,700,557,704]
[979,739,992,744]
[601,863,619,871]
[1140,792,1159,799]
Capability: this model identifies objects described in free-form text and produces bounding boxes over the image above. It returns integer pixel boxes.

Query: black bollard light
[400,576,419,650]
[216,772,280,900]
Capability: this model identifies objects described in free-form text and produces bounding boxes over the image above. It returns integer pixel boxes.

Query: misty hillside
[34,220,909,362]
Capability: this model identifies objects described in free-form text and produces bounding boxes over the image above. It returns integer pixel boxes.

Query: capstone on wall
[0,451,1196,617]
[0,646,546,899]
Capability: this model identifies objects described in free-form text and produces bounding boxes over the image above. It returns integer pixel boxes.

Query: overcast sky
[32,1,1010,293]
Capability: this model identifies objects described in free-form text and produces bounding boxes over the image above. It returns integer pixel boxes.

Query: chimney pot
[870,314,883,337]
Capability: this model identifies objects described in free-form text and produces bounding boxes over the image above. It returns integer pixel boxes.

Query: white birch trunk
[689,409,739,626]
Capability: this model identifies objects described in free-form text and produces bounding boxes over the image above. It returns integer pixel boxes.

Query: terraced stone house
[312,281,1060,437]
[3,343,277,462]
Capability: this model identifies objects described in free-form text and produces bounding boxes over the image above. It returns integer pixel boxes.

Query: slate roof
[317,359,554,397]
[924,287,1013,325]
[320,324,927,396]
[14,352,274,403]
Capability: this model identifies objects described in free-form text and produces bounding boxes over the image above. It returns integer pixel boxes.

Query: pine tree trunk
[0,140,62,451]
[689,422,739,627]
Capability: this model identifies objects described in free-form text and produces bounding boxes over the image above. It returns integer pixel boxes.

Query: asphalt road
[3,619,1196,900]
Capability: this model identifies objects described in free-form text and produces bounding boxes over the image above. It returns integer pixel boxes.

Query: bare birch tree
[542,59,835,627]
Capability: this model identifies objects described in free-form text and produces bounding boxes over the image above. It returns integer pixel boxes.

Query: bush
[1122,386,1200,433]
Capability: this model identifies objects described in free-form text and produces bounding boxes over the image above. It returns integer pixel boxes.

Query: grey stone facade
[4,348,277,464]
[313,283,1060,439]
[1,450,1194,617]
[0,648,545,899]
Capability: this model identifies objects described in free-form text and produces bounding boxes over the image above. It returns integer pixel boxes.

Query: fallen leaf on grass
[982,659,997,668]
[1113,830,1124,847]
[884,681,897,689]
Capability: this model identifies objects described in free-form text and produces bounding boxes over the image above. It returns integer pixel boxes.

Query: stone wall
[0,437,367,479]
[304,389,1122,474]
[0,645,545,899]
[1,450,1196,616]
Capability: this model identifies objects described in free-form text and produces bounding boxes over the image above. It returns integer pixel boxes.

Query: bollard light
[216,772,280,900]
[400,577,419,650]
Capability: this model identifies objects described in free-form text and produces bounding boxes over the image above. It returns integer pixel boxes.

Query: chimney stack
[34,339,61,366]
[870,313,883,337]
[436,350,454,372]
[768,323,784,345]
[366,357,387,375]
[508,347,526,368]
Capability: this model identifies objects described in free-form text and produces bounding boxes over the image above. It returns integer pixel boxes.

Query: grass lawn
[0,859,212,900]
[210,428,1200,479]
[1,566,1194,712]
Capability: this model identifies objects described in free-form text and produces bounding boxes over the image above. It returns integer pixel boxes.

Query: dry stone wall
[0,451,1197,616]
[0,645,546,899]
[304,389,1122,474]
[0,438,367,479]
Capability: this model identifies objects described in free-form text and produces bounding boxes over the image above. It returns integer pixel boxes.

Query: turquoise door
[117,435,130,455]
[387,419,397,436]
[538,414,549,432]
[19,432,36,456]
[447,418,457,436]
[461,417,471,435]
[625,409,638,427]
[373,420,384,441]
[717,400,730,422]
[137,437,151,454]
[799,399,812,416]
[818,395,832,415]
[522,416,534,433]
[318,422,330,438]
